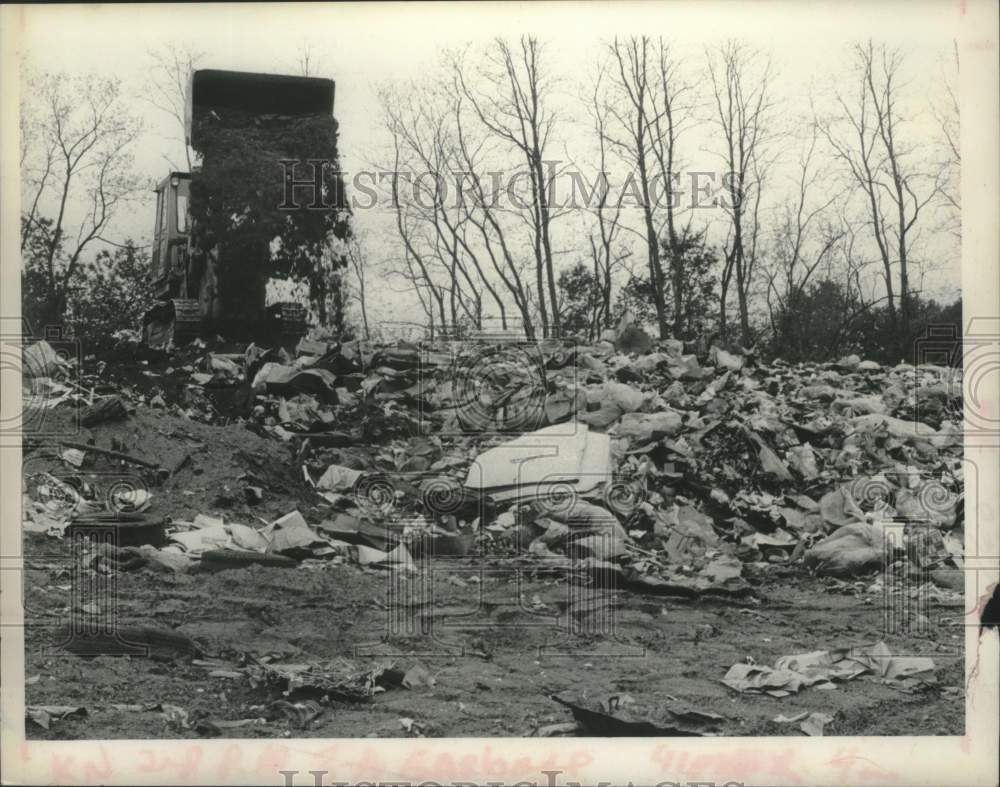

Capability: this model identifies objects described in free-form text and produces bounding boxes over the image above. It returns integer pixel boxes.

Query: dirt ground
[20,373,967,740]
[23,401,312,525]
[22,409,966,740]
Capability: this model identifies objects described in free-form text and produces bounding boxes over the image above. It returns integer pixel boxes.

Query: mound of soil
[23,405,311,523]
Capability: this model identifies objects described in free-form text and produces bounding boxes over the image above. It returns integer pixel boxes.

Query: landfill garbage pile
[20,329,966,737]
[23,330,964,585]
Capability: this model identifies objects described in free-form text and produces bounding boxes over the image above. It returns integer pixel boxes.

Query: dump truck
[143,69,337,348]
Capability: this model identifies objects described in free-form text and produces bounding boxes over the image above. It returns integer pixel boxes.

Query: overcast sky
[15,2,967,328]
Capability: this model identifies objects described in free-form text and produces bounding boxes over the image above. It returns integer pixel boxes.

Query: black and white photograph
[1,2,997,785]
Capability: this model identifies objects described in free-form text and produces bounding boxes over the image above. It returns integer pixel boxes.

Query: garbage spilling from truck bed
[21,329,964,735]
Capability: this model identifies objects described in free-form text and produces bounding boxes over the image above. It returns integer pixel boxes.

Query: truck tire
[200,549,298,571]
[65,517,168,549]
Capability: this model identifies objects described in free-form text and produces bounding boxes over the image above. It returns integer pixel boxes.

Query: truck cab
[150,172,192,301]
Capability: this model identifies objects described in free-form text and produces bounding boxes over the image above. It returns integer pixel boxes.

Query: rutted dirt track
[23,525,964,739]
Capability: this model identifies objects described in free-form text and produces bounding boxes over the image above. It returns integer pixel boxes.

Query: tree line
[19,37,961,363]
[376,36,960,363]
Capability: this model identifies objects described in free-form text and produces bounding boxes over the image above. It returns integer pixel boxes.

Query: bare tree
[650,42,696,337]
[384,111,448,331]
[707,40,777,346]
[455,36,562,336]
[381,60,553,339]
[380,81,495,333]
[344,235,370,340]
[817,41,945,349]
[583,66,630,337]
[765,126,845,343]
[20,71,143,327]
[934,43,961,241]
[20,85,58,253]
[383,244,438,338]
[297,38,320,77]
[600,36,696,339]
[600,37,668,338]
[607,37,665,337]
[453,112,538,337]
[146,43,203,170]
[821,212,905,357]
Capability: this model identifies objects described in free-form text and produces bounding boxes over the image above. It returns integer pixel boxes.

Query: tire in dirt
[200,549,299,571]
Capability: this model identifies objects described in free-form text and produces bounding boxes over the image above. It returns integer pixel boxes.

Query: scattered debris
[53,440,161,470]
[398,716,425,735]
[26,705,87,730]
[723,641,936,697]
[771,710,836,736]
[245,658,383,703]
[81,396,129,427]
[23,341,71,379]
[20,333,964,738]
[464,424,611,502]
[551,694,723,736]
[800,711,835,736]
[267,699,325,729]
[401,663,436,689]
[804,522,887,576]
[531,721,582,737]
